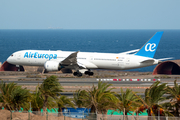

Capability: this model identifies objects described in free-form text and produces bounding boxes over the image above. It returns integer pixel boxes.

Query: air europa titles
[24,52,57,60]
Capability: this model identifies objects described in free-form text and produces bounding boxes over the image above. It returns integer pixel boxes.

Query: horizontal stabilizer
[140,59,155,63]
[157,57,173,61]
[119,49,139,54]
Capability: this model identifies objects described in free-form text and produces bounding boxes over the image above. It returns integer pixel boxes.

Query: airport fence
[6,111,180,120]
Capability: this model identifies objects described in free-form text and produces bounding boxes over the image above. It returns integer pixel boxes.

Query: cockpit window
[11,54,13,57]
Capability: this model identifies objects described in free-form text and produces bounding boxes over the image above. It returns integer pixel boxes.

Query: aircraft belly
[19,58,47,66]
[93,61,122,70]
[78,60,98,69]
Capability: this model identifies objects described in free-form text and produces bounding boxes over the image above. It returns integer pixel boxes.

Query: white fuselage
[7,50,159,70]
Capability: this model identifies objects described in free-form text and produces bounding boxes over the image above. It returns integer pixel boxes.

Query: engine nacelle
[44,61,60,71]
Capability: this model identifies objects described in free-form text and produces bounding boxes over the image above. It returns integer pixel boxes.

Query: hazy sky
[0,0,180,29]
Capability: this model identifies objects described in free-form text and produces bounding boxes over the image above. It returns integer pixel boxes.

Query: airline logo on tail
[145,43,156,52]
[135,31,164,58]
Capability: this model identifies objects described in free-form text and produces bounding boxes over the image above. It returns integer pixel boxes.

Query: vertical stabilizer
[135,31,163,58]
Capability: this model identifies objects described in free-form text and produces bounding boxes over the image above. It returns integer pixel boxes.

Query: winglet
[135,31,164,58]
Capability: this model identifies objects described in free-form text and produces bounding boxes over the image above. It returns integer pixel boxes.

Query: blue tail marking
[135,31,164,58]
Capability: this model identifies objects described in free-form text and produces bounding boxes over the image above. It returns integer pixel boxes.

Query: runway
[0,74,179,93]
[2,78,179,86]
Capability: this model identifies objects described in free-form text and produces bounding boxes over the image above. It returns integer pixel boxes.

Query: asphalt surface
[1,73,179,93]
[2,78,179,86]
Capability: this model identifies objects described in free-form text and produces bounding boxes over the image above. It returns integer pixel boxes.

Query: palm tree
[116,88,139,120]
[85,81,117,114]
[0,81,31,110]
[31,84,58,113]
[166,80,180,117]
[73,89,88,108]
[56,95,75,116]
[31,85,43,111]
[0,81,16,110]
[134,81,172,120]
[39,75,63,112]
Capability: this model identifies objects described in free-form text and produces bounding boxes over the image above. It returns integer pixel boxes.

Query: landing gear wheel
[84,71,89,75]
[73,72,78,76]
[77,72,82,77]
[73,72,82,77]
[84,71,94,76]
[89,72,94,76]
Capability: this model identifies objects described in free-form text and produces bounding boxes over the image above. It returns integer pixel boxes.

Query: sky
[0,0,180,29]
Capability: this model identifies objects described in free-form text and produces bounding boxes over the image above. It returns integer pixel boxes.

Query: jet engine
[44,61,61,71]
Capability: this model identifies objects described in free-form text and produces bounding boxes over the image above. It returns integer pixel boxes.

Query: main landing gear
[73,71,83,77]
[73,70,94,77]
[84,71,94,76]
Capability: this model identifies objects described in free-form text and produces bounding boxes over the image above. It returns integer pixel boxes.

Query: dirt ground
[1,65,180,93]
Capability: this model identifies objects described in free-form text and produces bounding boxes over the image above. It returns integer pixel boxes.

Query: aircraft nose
[7,56,11,63]
[7,55,14,64]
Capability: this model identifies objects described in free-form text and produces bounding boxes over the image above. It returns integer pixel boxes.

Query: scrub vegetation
[0,75,180,119]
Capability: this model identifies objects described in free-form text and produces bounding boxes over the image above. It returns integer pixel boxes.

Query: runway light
[113,79,117,81]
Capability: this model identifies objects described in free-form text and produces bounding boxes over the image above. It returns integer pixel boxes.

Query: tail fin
[135,31,163,58]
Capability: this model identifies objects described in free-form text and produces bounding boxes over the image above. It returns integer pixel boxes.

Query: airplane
[6,31,171,77]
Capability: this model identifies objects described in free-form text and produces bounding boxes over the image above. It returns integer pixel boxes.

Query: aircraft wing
[61,51,79,66]
[60,51,85,69]
[119,49,139,54]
